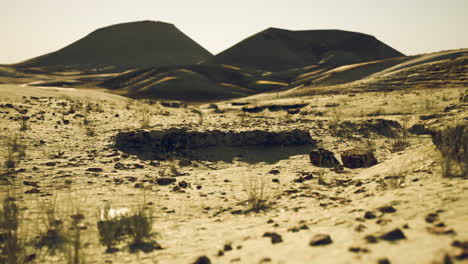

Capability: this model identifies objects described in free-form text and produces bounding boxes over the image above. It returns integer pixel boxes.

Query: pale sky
[1,0,467,64]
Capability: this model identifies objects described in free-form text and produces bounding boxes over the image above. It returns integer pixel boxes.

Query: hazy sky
[1,0,467,64]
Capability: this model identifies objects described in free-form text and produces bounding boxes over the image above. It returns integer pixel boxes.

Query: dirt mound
[15,21,213,72]
[206,28,404,72]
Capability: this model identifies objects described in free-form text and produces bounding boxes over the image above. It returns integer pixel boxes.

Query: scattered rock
[263,232,283,244]
[24,188,41,194]
[425,213,439,223]
[86,167,103,172]
[364,235,378,243]
[427,226,456,235]
[364,211,377,219]
[309,234,332,246]
[155,178,176,185]
[193,256,211,264]
[349,246,370,253]
[379,228,406,241]
[377,258,391,264]
[377,206,396,213]
[341,149,378,168]
[23,181,39,187]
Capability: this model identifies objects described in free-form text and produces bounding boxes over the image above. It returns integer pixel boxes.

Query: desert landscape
[0,16,467,264]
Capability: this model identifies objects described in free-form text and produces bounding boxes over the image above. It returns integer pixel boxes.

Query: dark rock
[155,177,176,185]
[193,256,211,264]
[365,235,378,243]
[223,243,233,251]
[341,149,377,168]
[377,258,391,264]
[425,213,439,223]
[379,228,406,241]
[364,211,377,219]
[408,124,434,135]
[45,162,57,166]
[444,104,459,112]
[178,181,189,188]
[263,232,283,244]
[25,188,41,194]
[309,234,332,246]
[269,169,280,175]
[420,114,442,120]
[134,183,143,188]
[242,106,266,113]
[23,181,39,187]
[309,148,340,167]
[349,246,369,253]
[86,167,103,172]
[377,206,396,213]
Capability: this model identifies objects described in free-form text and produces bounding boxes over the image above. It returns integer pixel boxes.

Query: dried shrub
[433,124,467,177]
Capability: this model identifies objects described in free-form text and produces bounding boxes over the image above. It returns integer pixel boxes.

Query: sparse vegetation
[242,176,272,213]
[389,116,410,152]
[36,199,68,256]
[434,124,467,177]
[0,196,31,264]
[2,135,27,176]
[139,106,151,128]
[18,117,28,132]
[191,108,204,125]
[97,205,161,254]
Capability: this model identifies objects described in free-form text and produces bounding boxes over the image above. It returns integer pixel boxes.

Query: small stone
[309,234,332,246]
[25,188,41,194]
[45,162,56,166]
[365,235,378,243]
[263,232,283,244]
[426,226,456,235]
[156,178,176,186]
[377,206,396,213]
[364,211,377,219]
[379,228,406,241]
[86,167,103,172]
[377,258,391,264]
[193,256,211,264]
[425,213,439,223]
[223,243,233,251]
[178,181,189,189]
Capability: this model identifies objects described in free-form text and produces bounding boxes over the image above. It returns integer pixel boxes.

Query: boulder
[341,149,377,168]
[309,148,340,168]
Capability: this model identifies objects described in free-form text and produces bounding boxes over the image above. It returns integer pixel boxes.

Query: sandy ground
[0,84,467,264]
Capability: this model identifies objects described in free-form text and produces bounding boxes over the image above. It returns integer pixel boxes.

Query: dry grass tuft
[242,176,272,213]
[433,124,467,177]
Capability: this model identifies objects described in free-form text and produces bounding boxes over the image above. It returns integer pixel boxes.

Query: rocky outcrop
[309,148,340,167]
[341,149,378,168]
[114,128,315,160]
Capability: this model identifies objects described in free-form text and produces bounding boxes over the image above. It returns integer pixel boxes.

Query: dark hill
[206,28,404,72]
[15,21,213,72]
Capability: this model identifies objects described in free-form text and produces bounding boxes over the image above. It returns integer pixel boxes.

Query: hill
[14,21,213,72]
[99,64,290,101]
[205,28,404,72]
